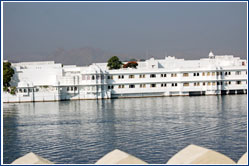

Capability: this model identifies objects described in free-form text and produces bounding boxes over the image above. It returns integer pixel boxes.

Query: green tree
[3,62,14,87]
[3,86,8,92]
[10,86,16,95]
[107,56,123,70]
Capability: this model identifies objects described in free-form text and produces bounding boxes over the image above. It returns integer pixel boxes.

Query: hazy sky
[3,2,247,63]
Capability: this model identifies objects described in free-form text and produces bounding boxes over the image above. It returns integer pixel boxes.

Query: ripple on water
[3,95,247,164]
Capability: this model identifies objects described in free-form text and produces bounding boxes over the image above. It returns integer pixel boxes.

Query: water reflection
[3,95,247,164]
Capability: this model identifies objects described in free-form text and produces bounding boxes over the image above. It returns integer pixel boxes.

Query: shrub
[10,86,16,95]
[107,56,123,70]
[3,62,14,87]
[3,86,8,92]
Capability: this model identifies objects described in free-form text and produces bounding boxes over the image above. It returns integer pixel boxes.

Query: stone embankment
[11,144,247,165]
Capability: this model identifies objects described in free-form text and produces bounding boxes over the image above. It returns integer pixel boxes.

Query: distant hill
[5,47,138,66]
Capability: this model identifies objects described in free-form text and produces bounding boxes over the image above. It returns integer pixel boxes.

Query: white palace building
[3,52,248,103]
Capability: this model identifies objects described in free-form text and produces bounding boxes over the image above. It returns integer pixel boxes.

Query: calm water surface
[3,95,247,164]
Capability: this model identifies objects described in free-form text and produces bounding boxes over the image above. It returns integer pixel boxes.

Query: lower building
[3,52,247,103]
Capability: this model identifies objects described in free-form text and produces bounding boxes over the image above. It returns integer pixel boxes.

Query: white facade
[3,52,247,103]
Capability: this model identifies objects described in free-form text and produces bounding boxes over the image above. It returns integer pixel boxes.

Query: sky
[3,2,247,65]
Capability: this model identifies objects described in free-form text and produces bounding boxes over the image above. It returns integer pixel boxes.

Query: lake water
[3,95,247,164]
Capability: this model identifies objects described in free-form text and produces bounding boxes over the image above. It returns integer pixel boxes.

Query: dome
[209,51,215,58]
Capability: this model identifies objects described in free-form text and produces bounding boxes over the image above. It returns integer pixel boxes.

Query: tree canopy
[3,62,14,87]
[107,56,123,70]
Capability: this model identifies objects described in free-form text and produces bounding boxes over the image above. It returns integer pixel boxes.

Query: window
[236,71,241,75]
[202,72,205,76]
[129,84,135,88]
[161,83,167,87]
[129,75,135,79]
[118,85,125,88]
[82,75,86,80]
[203,82,206,86]
[74,87,77,91]
[208,82,211,86]
[183,73,189,77]
[212,82,216,86]
[150,74,156,78]
[107,75,113,79]
[194,82,200,86]
[92,75,95,80]
[139,74,145,78]
[183,83,189,86]
[171,73,177,77]
[161,74,167,77]
[150,84,156,88]
[67,87,70,91]
[140,84,146,88]
[216,72,221,76]
[172,83,177,87]
[212,72,215,76]
[118,75,124,79]
[207,72,210,76]
[236,81,242,84]
[108,85,114,89]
